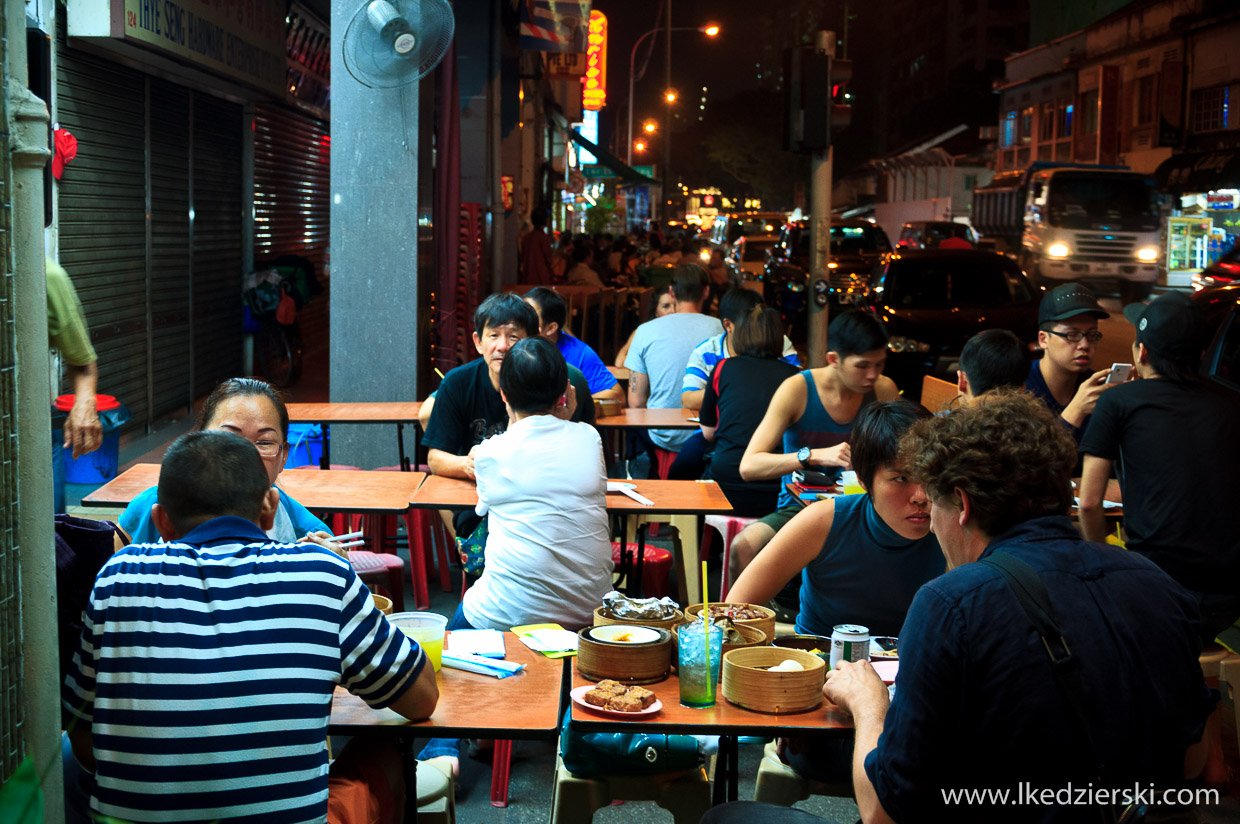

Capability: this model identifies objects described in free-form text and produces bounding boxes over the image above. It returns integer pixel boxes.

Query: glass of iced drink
[677,621,723,708]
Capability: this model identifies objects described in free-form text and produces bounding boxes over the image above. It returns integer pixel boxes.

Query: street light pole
[625,23,720,167]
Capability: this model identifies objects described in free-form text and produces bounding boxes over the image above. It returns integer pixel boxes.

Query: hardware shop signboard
[68,0,286,96]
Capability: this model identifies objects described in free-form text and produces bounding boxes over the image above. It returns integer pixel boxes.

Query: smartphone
[1105,363,1132,384]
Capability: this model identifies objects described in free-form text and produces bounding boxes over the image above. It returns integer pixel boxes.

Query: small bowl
[684,603,776,643]
[371,594,394,615]
[772,634,831,665]
[588,624,662,644]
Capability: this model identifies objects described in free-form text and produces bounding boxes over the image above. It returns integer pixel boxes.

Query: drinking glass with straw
[702,560,711,703]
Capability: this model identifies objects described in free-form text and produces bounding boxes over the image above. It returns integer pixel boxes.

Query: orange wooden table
[410,475,733,606]
[569,660,853,804]
[82,463,427,515]
[287,401,424,470]
[331,632,567,821]
[593,407,698,429]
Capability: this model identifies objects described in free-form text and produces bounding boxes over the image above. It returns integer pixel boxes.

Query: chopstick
[334,530,364,542]
[620,486,654,507]
[337,539,366,549]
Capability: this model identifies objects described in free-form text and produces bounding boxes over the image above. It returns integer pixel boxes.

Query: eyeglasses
[1046,329,1103,344]
[253,439,286,457]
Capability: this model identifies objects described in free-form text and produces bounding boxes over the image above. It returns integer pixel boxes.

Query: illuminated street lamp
[626,24,722,165]
[634,140,648,153]
[643,120,658,134]
[664,89,678,104]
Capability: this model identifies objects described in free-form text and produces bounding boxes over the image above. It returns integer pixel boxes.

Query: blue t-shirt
[796,493,944,637]
[557,332,618,396]
[65,515,424,823]
[866,516,1215,823]
[119,485,331,545]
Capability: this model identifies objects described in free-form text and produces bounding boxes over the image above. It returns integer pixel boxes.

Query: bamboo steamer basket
[576,625,673,685]
[593,605,684,632]
[670,621,768,667]
[372,594,394,615]
[684,602,776,644]
[721,647,826,713]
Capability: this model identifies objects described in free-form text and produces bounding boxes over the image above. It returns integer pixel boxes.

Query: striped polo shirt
[682,332,800,395]
[64,516,425,824]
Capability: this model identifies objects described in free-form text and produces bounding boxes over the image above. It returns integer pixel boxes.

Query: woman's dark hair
[959,329,1029,396]
[850,400,933,490]
[524,286,567,330]
[898,389,1076,537]
[572,245,594,264]
[500,337,569,415]
[731,306,785,360]
[474,292,539,337]
[158,430,271,533]
[828,310,889,359]
[197,378,289,440]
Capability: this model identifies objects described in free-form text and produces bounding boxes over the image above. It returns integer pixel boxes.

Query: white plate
[571,685,663,718]
[588,624,661,644]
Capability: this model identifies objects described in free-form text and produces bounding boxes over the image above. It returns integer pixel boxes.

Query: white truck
[973,163,1162,302]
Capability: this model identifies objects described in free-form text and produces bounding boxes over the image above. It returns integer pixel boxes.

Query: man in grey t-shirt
[625,265,723,452]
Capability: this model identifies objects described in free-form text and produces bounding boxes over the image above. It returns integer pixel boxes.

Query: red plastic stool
[348,550,406,612]
[699,515,759,601]
[652,447,676,480]
[373,466,455,609]
[611,542,673,600]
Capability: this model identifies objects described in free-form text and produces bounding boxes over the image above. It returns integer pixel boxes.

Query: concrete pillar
[328,4,421,468]
[7,0,62,812]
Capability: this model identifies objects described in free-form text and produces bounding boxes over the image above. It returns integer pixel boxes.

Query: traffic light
[782,47,853,153]
[829,56,853,142]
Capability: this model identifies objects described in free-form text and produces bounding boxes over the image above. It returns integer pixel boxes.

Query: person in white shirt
[461,336,614,631]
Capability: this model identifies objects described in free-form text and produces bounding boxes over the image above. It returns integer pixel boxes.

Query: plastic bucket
[285,423,327,468]
[55,395,129,484]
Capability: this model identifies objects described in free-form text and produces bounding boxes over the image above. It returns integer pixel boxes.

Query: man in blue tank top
[729,310,900,578]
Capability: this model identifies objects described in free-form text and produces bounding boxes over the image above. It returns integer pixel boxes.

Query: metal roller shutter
[149,79,192,418]
[55,43,148,426]
[252,104,330,349]
[191,94,243,398]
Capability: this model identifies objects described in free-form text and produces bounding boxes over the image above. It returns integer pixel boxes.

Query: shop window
[1040,102,1055,142]
[1080,90,1099,135]
[1136,74,1157,125]
[1002,110,1017,147]
[1057,101,1073,138]
[1019,106,1034,145]
[1190,85,1233,133]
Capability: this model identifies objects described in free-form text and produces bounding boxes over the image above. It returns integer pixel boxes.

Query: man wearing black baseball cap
[1023,283,1114,442]
[1080,292,1240,642]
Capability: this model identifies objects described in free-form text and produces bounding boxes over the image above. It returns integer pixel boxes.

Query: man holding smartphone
[1024,283,1115,443]
[1080,292,1240,643]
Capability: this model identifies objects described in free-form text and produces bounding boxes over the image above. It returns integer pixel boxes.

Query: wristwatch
[797,446,812,468]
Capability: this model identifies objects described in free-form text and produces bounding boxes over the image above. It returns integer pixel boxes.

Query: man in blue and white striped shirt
[64,430,438,824]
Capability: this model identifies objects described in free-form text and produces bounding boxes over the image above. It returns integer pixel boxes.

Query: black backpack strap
[979,551,1122,824]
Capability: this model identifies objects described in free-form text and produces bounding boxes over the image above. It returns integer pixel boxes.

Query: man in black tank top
[730,312,900,588]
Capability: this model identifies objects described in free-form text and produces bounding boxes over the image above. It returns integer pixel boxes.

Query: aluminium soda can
[830,624,870,670]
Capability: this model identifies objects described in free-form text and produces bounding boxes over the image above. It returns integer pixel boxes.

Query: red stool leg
[490,739,513,807]
[432,516,453,593]
[402,511,431,611]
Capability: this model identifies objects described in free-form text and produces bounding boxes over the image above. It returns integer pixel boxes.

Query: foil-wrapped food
[602,591,679,620]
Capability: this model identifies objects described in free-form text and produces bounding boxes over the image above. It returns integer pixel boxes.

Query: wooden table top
[286,402,423,424]
[330,632,566,738]
[594,407,698,429]
[82,464,426,514]
[569,661,852,737]
[410,475,734,515]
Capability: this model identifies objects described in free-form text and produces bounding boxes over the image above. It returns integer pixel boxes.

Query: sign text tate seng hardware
[104,0,286,95]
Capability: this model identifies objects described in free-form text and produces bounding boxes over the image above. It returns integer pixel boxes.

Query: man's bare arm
[64,361,102,459]
[593,383,625,405]
[1077,454,1113,544]
[428,447,475,481]
[388,660,440,721]
[628,370,651,409]
[681,388,705,412]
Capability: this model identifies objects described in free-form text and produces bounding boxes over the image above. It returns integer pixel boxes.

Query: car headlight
[1136,247,1158,262]
[1047,243,1070,258]
[888,336,930,353]
[700,250,711,262]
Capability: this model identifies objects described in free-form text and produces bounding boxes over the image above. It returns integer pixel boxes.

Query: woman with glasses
[117,378,336,547]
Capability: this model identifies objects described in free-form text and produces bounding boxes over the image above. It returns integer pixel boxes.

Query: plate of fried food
[572,680,663,717]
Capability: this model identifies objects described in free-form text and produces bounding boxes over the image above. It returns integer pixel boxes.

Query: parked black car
[1191,281,1240,392]
[764,219,892,331]
[861,249,1040,399]
[1192,243,1240,291]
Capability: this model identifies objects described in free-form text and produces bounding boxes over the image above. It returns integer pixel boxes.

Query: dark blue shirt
[866,516,1214,823]
[1024,359,1088,444]
[796,493,944,638]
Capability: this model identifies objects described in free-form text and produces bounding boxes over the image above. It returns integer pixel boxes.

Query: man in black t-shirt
[422,293,592,538]
[1080,292,1240,641]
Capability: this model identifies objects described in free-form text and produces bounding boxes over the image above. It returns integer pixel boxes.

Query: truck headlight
[1136,247,1158,262]
[1047,243,1070,258]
